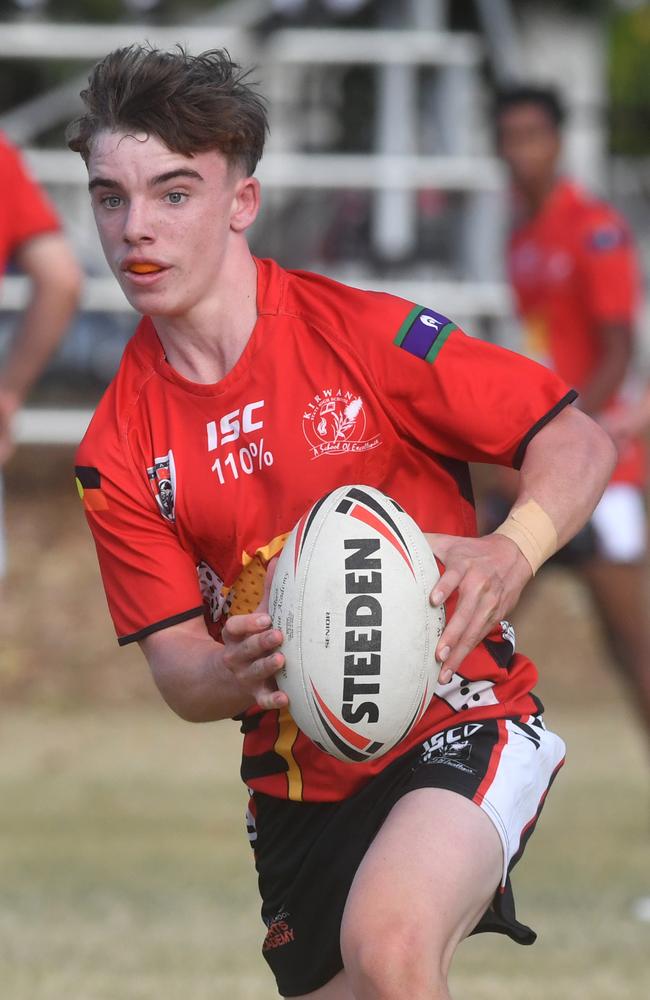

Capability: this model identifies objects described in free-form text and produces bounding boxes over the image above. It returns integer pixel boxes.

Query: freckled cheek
[172,216,228,263]
[94,218,124,267]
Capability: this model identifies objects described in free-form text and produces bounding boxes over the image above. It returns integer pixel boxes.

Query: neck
[152,245,258,384]
[517,173,560,219]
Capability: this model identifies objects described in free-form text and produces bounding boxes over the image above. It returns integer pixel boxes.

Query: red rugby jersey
[0,133,60,273]
[508,177,644,485]
[76,257,576,802]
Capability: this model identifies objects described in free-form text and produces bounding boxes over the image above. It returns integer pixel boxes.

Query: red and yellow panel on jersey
[393,305,457,363]
[75,465,109,511]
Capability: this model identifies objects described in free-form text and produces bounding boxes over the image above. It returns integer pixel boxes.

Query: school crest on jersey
[147,450,176,522]
[302,388,382,459]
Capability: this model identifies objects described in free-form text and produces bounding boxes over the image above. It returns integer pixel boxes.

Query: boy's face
[87,130,258,317]
[496,103,561,194]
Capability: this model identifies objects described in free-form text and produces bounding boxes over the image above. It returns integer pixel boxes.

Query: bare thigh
[286,789,503,999]
[339,788,503,998]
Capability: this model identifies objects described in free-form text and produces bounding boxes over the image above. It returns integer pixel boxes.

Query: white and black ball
[269,485,445,763]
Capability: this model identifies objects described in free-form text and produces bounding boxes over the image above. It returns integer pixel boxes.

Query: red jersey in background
[0,133,60,273]
[508,177,644,485]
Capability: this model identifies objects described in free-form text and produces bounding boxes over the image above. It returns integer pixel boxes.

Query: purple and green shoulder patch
[393,305,456,363]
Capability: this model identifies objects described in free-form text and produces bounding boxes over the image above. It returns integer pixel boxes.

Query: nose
[122,198,154,245]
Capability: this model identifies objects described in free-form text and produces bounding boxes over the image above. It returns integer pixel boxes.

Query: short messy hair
[494,84,566,130]
[66,44,268,174]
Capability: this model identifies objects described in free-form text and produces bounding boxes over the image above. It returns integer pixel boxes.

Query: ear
[230,176,261,233]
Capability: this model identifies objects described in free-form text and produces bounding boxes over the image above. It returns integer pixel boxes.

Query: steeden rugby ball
[269,485,445,763]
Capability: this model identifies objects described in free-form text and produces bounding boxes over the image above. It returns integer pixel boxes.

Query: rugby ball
[269,485,445,763]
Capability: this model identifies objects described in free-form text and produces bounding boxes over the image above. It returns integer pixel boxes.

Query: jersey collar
[131,255,287,396]
[512,176,582,232]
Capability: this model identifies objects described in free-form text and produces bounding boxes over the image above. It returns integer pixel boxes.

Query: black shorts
[247,715,565,997]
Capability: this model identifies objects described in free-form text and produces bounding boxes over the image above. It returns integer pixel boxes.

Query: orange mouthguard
[129,262,163,274]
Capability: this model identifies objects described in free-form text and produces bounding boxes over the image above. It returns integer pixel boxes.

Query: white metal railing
[15,407,93,445]
[2,275,134,313]
[2,17,508,449]
[3,273,510,318]
[0,23,480,66]
[265,28,481,66]
[22,148,503,191]
[0,23,250,60]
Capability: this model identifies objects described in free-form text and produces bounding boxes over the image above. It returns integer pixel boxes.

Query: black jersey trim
[482,636,515,670]
[241,749,289,782]
[513,390,578,470]
[117,605,205,646]
[238,711,264,734]
[434,454,475,507]
[530,692,545,716]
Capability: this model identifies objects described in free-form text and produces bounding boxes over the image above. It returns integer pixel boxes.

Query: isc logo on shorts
[420,723,483,772]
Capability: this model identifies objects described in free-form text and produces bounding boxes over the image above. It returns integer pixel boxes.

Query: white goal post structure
[1,15,516,446]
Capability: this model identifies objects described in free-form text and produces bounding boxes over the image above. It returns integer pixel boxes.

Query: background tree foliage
[609,3,650,156]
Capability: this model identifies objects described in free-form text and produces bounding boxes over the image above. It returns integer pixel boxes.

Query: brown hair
[66,44,268,174]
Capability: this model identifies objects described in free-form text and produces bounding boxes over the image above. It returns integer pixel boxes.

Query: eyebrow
[88,176,118,191]
[150,168,205,186]
[88,168,204,192]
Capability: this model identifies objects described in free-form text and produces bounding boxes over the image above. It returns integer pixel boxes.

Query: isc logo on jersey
[205,400,275,486]
[270,485,445,763]
[206,400,264,451]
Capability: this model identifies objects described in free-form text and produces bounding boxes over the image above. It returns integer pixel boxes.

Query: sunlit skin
[496,103,562,214]
[87,130,260,383]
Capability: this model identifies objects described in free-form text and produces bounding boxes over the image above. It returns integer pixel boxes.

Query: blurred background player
[602,378,650,449]
[493,84,650,748]
[0,132,81,584]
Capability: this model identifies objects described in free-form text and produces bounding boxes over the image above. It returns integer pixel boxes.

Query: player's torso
[130,312,471,627]
[508,185,597,386]
[122,297,541,802]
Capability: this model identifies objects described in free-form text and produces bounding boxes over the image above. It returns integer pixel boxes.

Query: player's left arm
[600,380,650,446]
[0,232,82,464]
[575,320,633,417]
[428,405,616,680]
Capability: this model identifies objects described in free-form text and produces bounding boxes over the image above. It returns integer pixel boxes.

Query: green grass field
[1,448,649,998]
[0,702,648,1000]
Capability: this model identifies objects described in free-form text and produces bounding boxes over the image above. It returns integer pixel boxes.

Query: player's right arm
[141,586,287,723]
[77,407,288,723]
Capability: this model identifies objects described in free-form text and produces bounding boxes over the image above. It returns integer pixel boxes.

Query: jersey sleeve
[363,300,577,469]
[578,209,639,324]
[75,419,204,646]
[1,136,60,253]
